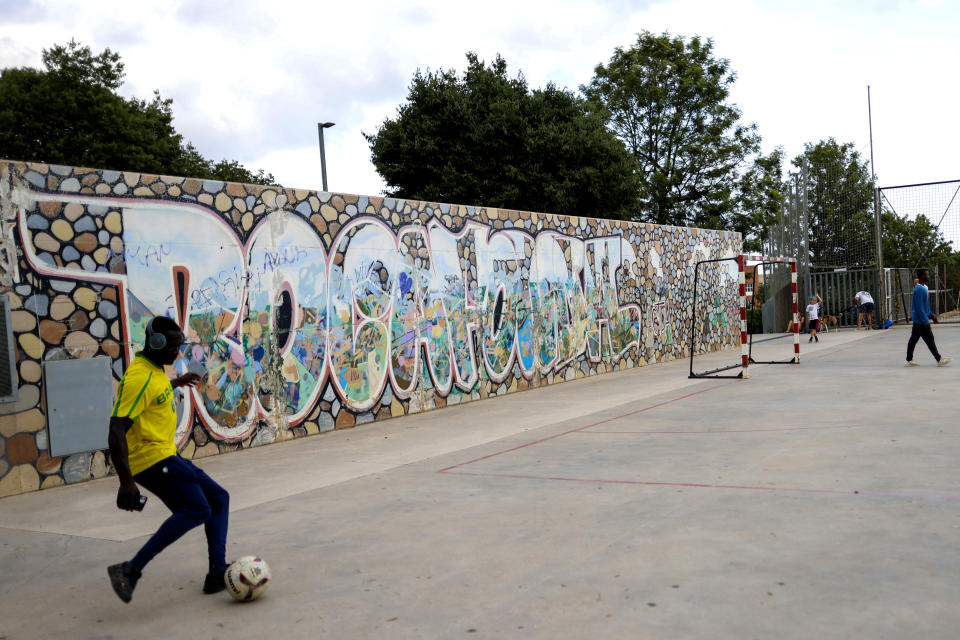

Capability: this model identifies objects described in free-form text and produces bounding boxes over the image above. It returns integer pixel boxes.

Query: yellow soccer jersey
[112,354,177,475]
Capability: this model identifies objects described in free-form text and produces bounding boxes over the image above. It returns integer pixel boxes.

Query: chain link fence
[878,180,960,324]
[762,158,879,328]
[761,162,960,327]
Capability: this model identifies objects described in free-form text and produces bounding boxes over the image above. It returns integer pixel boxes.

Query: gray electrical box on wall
[43,357,113,457]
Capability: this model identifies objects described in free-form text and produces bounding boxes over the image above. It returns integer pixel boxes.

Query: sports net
[805,157,877,271]
[688,256,798,379]
[878,180,960,324]
[745,259,799,365]
[688,257,743,378]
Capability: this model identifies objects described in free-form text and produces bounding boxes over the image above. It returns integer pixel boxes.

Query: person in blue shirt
[905,269,951,367]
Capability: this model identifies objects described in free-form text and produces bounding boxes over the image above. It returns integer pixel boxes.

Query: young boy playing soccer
[806,293,823,342]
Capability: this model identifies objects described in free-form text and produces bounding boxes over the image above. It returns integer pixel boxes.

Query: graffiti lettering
[16,192,731,442]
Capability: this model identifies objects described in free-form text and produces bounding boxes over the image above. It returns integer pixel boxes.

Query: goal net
[689,255,799,379]
[743,256,800,366]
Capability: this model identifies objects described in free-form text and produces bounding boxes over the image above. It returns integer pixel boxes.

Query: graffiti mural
[0,161,741,496]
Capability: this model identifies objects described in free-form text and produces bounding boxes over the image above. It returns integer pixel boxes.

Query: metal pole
[318,122,335,192]
[867,86,885,327]
[689,264,699,378]
[780,188,786,255]
[801,159,811,304]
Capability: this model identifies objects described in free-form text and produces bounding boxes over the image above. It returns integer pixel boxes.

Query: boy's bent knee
[208,485,229,507]
[178,501,213,524]
[212,490,229,513]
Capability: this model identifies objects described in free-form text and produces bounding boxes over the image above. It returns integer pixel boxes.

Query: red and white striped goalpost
[737,254,799,379]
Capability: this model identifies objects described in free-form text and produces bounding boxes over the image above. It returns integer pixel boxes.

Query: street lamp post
[317,122,335,191]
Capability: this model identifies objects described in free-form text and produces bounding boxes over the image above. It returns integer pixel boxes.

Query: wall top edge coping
[1,159,738,237]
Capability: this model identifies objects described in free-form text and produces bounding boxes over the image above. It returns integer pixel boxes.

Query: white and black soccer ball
[224,556,271,602]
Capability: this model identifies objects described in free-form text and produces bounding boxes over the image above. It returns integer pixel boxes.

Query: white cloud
[1,0,957,194]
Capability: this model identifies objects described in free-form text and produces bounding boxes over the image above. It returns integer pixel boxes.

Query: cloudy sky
[1,0,957,198]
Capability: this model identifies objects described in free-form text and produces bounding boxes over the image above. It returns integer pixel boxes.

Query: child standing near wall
[806,294,823,343]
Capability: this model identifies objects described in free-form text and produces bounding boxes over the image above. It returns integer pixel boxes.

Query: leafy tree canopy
[737,148,785,251]
[0,40,275,185]
[366,52,637,219]
[583,31,768,231]
[881,209,955,269]
[881,209,959,302]
[42,41,125,90]
[793,138,875,268]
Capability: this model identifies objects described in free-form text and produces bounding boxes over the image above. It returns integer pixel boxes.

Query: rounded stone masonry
[49,294,75,321]
[11,310,36,332]
[50,219,74,242]
[0,465,40,496]
[62,452,92,484]
[104,210,122,234]
[72,287,98,310]
[74,232,98,253]
[37,451,63,476]
[6,433,39,464]
[33,232,60,252]
[39,319,68,345]
[63,202,84,221]
[64,331,99,358]
[67,308,89,331]
[18,333,44,359]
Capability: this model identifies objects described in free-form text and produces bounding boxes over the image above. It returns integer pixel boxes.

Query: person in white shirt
[854,291,874,330]
[806,293,823,342]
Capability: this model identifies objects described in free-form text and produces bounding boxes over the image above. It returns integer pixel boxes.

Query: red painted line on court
[580,420,944,435]
[441,470,960,501]
[436,383,732,474]
[580,424,873,435]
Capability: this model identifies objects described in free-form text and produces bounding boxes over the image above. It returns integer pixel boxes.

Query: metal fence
[762,169,811,296]
[809,269,879,328]
[760,164,960,327]
[762,159,879,326]
[877,180,960,325]
[883,265,959,325]
[879,180,960,261]
[883,267,914,325]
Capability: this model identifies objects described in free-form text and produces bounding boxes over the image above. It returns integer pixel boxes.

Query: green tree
[365,53,637,219]
[793,139,874,268]
[881,210,955,268]
[737,148,786,251]
[0,40,275,185]
[583,31,762,229]
[882,210,960,306]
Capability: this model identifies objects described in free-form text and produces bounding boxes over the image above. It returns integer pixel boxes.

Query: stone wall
[0,160,742,496]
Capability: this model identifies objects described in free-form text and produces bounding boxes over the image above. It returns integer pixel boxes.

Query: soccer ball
[224,556,271,602]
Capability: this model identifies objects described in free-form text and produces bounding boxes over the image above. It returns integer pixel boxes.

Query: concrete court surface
[0,326,958,639]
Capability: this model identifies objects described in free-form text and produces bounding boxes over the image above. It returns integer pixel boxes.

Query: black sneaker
[203,566,227,594]
[108,562,141,603]
[815,336,819,342]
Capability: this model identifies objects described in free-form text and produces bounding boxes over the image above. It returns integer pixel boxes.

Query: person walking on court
[806,293,822,342]
[107,316,231,603]
[854,290,874,330]
[905,269,952,367]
